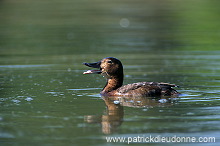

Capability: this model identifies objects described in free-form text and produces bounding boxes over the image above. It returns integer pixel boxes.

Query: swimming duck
[83,57,179,97]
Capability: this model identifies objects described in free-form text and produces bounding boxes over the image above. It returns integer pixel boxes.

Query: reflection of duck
[85,97,124,134]
[104,96,178,108]
[83,57,179,97]
[84,96,178,134]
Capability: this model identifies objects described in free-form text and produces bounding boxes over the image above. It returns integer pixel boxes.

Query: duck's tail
[159,82,180,96]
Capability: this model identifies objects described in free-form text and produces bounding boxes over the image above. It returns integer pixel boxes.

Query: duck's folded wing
[157,82,179,88]
[116,82,178,94]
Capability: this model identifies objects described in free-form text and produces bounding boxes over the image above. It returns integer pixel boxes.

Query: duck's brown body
[104,82,179,97]
[83,57,179,97]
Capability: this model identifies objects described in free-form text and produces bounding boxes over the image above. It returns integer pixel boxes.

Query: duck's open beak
[83,61,102,74]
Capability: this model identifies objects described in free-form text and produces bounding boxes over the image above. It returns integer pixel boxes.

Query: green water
[1,0,220,145]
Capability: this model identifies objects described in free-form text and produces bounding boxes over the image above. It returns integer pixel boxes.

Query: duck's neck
[101,75,123,94]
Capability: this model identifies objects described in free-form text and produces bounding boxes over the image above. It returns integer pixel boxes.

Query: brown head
[83,57,124,79]
[83,57,124,93]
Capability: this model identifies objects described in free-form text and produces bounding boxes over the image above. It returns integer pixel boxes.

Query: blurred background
[1,0,220,145]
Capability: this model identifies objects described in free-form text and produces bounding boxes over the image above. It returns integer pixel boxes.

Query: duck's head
[83,57,124,78]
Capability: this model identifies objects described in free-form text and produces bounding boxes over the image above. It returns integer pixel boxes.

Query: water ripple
[0,64,52,68]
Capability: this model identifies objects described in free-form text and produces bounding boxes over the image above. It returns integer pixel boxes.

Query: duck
[83,57,179,97]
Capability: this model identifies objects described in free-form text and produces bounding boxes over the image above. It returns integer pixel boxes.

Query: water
[1,0,220,145]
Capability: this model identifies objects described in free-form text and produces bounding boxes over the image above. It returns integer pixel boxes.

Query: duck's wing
[116,82,158,93]
[116,82,179,96]
[156,82,179,88]
[116,82,147,94]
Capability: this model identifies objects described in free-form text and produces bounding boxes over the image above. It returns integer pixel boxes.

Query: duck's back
[113,82,179,97]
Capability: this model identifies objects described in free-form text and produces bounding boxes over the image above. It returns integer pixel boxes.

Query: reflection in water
[85,97,124,134]
[85,96,178,134]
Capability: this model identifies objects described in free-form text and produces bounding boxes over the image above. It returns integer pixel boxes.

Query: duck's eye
[107,60,113,64]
